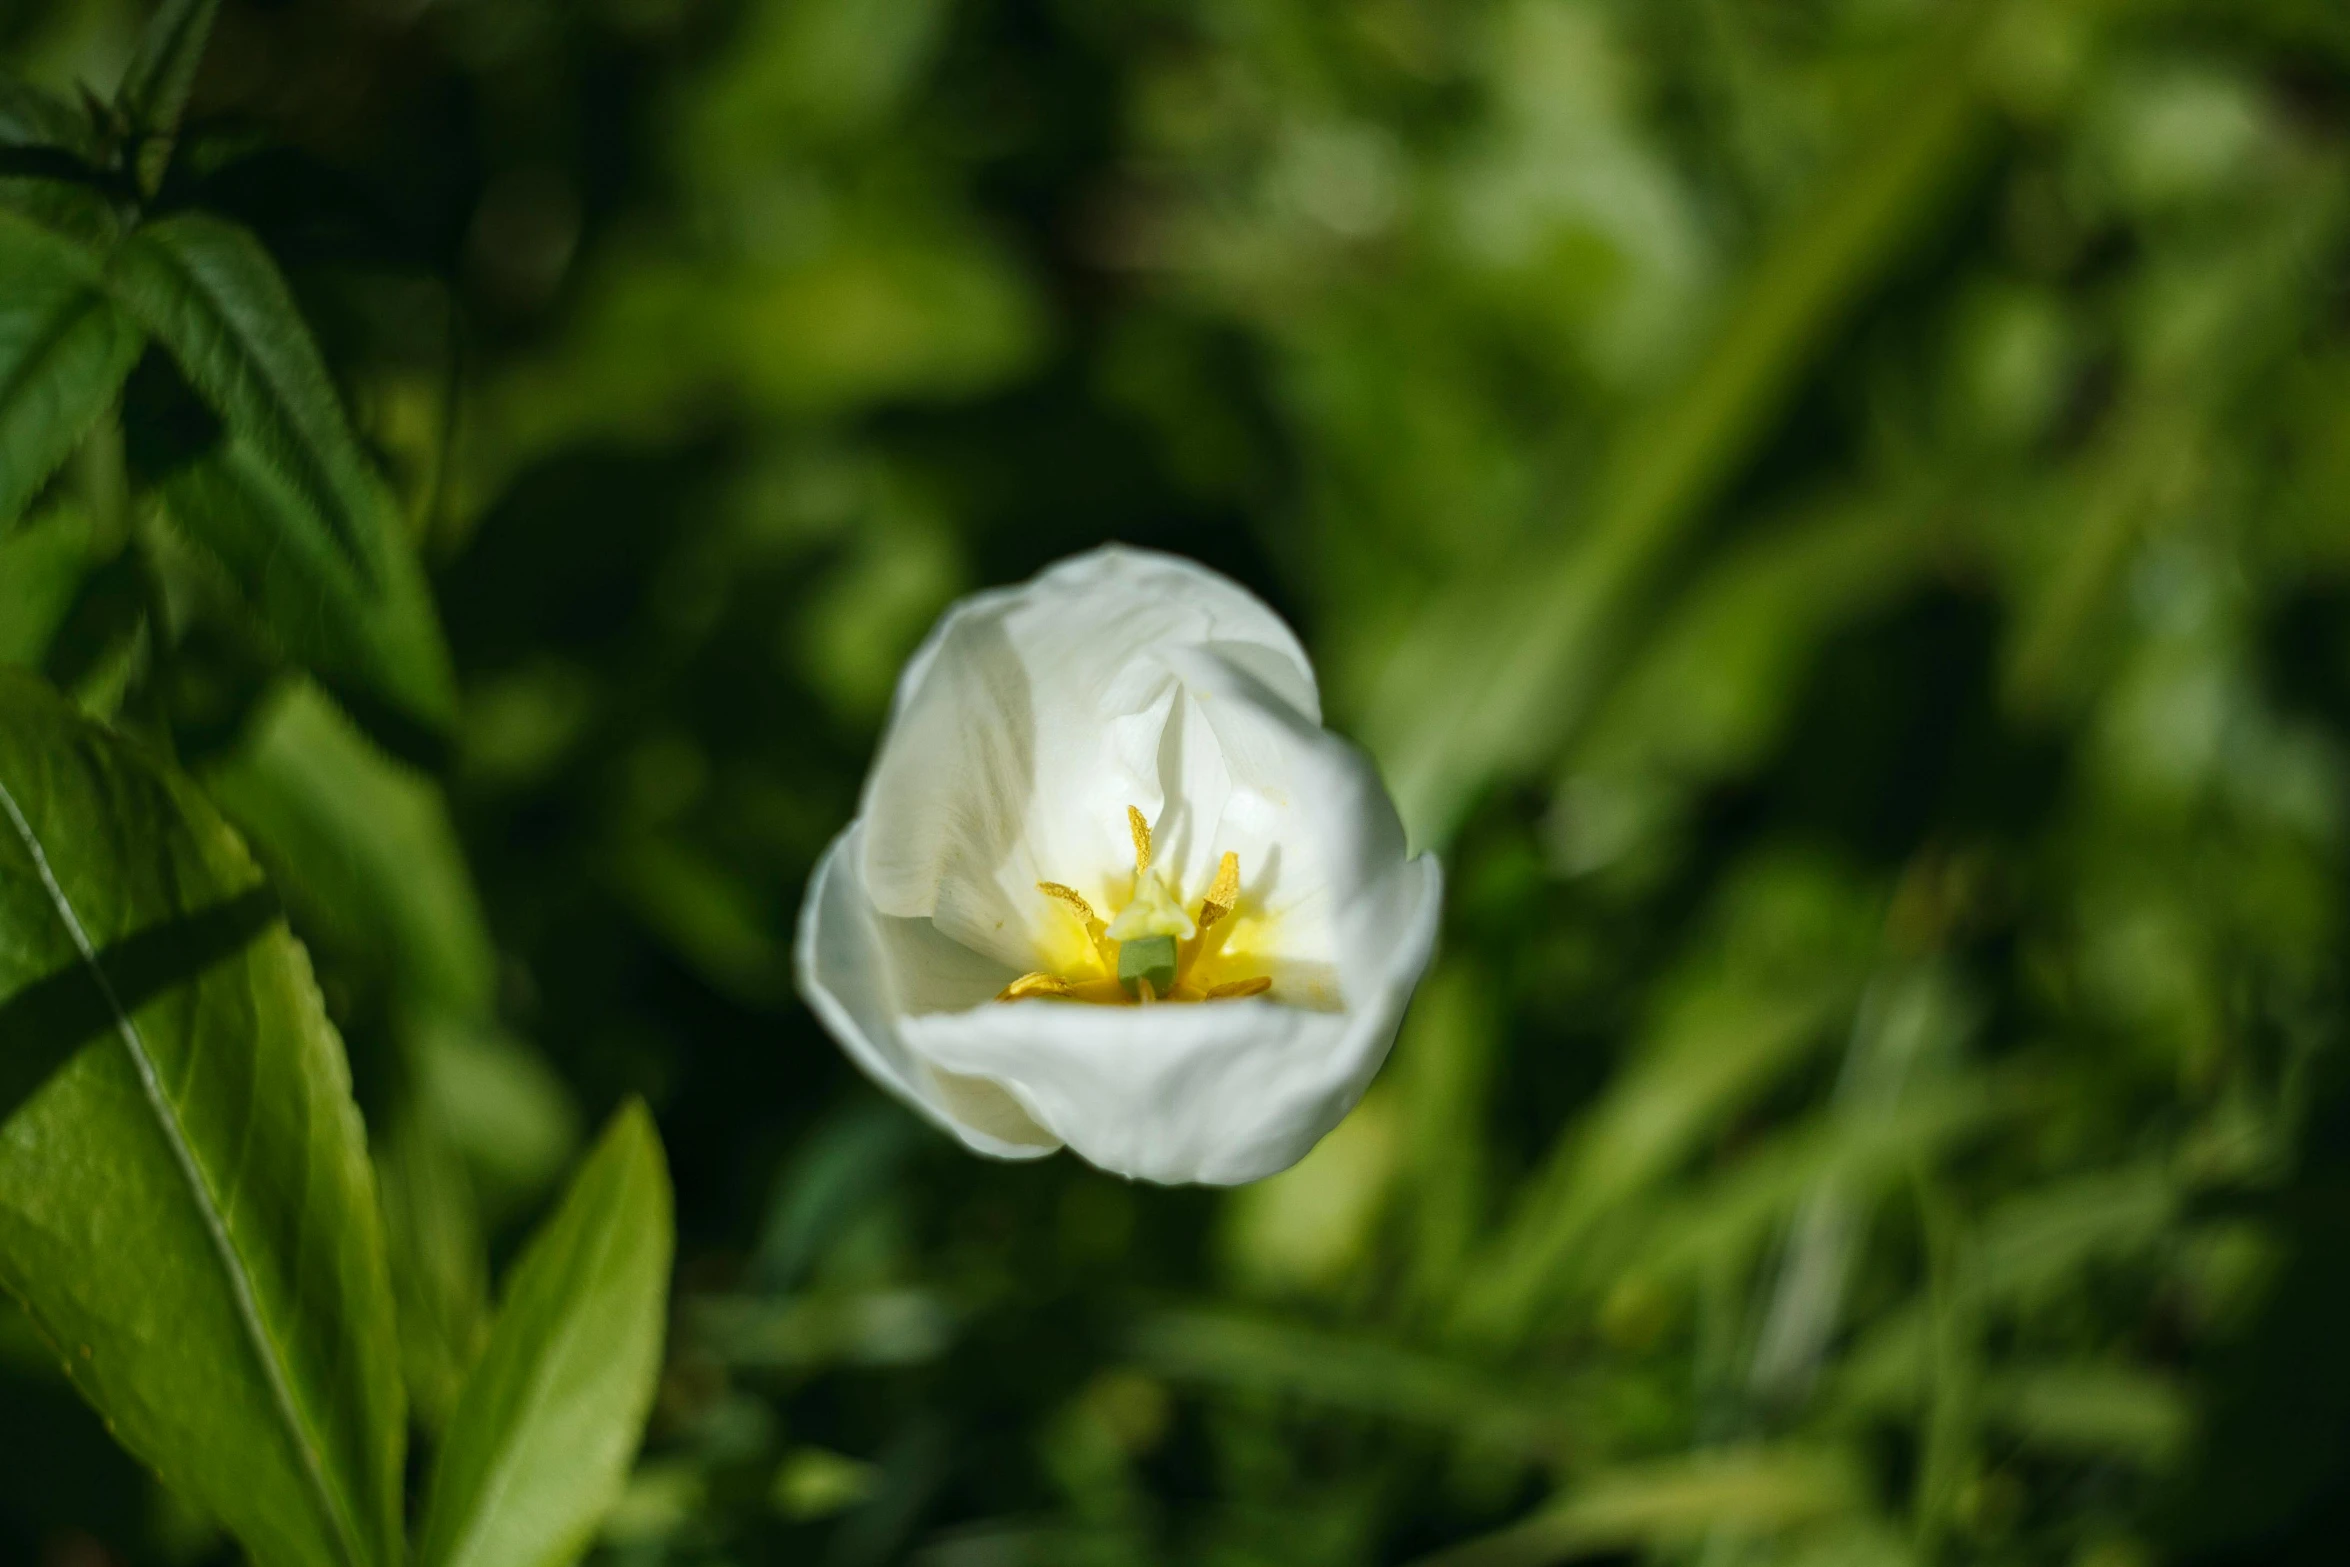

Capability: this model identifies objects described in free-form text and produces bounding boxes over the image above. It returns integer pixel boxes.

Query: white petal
[860,546,1322,965]
[1156,643,1431,991]
[806,544,1445,1184]
[902,851,1439,1185]
[796,824,1062,1160]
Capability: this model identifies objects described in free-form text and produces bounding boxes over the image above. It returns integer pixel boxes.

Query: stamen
[998,972,1074,1001]
[1198,851,1241,931]
[1000,810,1271,1007]
[1128,805,1152,874]
[1036,881,1099,926]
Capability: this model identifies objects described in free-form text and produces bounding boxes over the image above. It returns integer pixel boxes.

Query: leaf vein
[0,770,369,1567]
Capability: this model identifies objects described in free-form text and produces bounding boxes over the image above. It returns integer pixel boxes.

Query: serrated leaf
[0,668,404,1567]
[110,216,378,576]
[115,0,222,194]
[151,435,457,753]
[107,213,457,735]
[0,226,142,530]
[0,74,102,161]
[416,1101,674,1567]
[0,144,123,253]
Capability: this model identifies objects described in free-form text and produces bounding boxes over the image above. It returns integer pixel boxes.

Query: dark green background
[7,0,2350,1562]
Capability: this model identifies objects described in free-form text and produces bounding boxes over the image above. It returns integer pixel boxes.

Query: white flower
[794,545,1442,1185]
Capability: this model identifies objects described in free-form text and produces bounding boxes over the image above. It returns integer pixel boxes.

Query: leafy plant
[8,0,2350,1562]
[0,8,671,1564]
[0,0,453,746]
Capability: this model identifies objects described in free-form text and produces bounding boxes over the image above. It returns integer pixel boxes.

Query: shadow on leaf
[0,884,279,1129]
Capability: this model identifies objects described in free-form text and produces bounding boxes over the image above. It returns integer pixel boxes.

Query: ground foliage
[4,0,2350,1563]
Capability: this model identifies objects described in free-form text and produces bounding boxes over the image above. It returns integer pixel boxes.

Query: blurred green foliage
[8,0,2350,1563]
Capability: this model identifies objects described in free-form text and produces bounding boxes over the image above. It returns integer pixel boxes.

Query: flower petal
[807,545,1445,1183]
[1155,642,1436,992]
[797,824,1062,1159]
[901,855,1440,1185]
[861,546,1322,962]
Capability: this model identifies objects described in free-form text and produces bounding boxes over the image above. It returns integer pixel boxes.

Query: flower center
[996,805,1274,1006]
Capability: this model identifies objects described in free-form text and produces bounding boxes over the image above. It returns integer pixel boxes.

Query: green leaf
[377,1107,492,1436]
[0,503,97,666]
[0,74,102,160]
[115,0,223,193]
[410,1016,581,1223]
[0,226,142,530]
[1131,1307,1583,1460]
[206,680,497,1017]
[1354,8,2001,847]
[0,668,404,1567]
[0,160,124,286]
[108,213,457,736]
[416,1101,674,1567]
[1410,1448,1868,1567]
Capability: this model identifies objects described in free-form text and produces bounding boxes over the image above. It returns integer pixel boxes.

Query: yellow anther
[1198,851,1241,931]
[996,809,1270,1008]
[998,972,1074,1001]
[1036,881,1099,926]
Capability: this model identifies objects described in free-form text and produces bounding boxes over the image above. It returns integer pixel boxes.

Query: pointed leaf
[377,1106,493,1435]
[108,213,457,734]
[0,224,142,529]
[0,155,124,267]
[416,1101,674,1567]
[0,668,405,1567]
[206,680,497,1016]
[0,74,101,161]
[115,0,222,193]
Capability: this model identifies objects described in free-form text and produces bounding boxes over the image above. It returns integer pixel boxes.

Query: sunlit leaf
[1410,1447,1868,1567]
[415,1101,673,1567]
[0,668,404,1567]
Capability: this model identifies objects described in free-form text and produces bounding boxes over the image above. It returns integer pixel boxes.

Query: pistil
[996,807,1272,1005]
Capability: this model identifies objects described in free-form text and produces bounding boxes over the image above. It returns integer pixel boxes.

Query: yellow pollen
[998,972,1074,1001]
[1036,881,1099,926]
[995,811,1272,1007]
[1198,851,1240,932]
